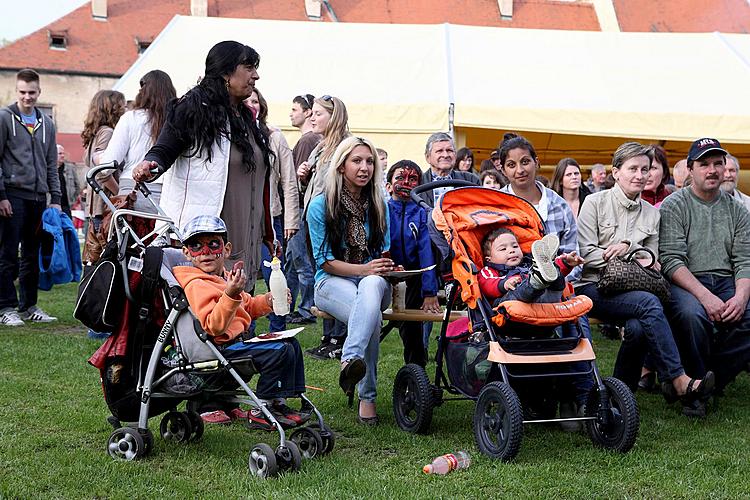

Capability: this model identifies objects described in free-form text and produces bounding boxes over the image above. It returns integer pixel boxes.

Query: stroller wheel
[185,411,204,441]
[141,429,154,456]
[392,364,434,434]
[584,377,640,453]
[275,440,302,472]
[315,423,336,455]
[473,382,523,462]
[290,427,323,460]
[107,427,146,461]
[248,443,279,479]
[159,411,193,444]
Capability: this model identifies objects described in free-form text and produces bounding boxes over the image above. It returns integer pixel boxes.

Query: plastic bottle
[422,451,471,475]
[265,257,290,316]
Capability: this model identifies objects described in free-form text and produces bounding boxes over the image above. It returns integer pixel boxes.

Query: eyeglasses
[321,95,333,101]
[186,238,224,256]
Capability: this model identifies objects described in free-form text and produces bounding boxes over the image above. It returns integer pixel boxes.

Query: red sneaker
[229,407,248,420]
[200,410,231,425]
[246,406,296,431]
[272,402,310,426]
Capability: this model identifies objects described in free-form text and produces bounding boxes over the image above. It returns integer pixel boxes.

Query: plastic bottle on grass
[265,257,289,316]
[423,451,471,474]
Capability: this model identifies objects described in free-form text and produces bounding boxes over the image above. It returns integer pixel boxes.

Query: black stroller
[83,163,334,478]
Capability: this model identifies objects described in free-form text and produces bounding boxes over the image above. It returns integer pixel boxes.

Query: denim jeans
[667,275,750,390]
[284,215,315,320]
[261,215,287,333]
[578,283,685,383]
[314,275,391,402]
[496,275,565,305]
[0,195,45,311]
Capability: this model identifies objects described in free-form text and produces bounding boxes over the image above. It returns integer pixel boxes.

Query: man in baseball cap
[658,137,750,416]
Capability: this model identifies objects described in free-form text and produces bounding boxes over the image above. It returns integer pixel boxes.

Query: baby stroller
[391,180,639,461]
[83,163,334,478]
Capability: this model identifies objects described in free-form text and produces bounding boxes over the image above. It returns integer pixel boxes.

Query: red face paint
[392,167,420,199]
[186,238,225,257]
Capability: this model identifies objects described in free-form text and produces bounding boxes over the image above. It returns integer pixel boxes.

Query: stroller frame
[391,181,639,461]
[87,163,334,477]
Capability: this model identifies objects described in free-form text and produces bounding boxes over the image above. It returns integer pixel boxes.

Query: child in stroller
[172,215,307,429]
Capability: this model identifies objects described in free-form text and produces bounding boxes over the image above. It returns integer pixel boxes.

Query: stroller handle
[410,179,477,209]
[86,161,120,193]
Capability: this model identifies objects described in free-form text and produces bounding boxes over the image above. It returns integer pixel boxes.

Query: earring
[225,80,230,89]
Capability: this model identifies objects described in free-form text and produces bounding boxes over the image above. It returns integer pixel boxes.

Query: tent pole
[448,102,455,139]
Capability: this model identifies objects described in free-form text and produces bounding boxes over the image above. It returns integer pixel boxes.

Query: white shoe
[0,309,25,326]
[530,234,560,286]
[19,306,57,323]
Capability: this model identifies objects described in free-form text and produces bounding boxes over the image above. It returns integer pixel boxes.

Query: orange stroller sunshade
[432,187,545,309]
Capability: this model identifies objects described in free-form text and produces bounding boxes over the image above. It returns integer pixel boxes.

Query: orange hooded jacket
[173,266,272,345]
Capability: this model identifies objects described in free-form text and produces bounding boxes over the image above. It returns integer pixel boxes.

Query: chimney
[191,0,208,17]
[498,0,513,20]
[92,0,107,20]
[305,0,322,20]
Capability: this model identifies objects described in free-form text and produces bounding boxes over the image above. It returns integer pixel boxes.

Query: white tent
[116,16,750,169]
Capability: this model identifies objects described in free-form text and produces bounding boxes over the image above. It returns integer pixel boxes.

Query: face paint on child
[391,167,421,200]
[186,237,225,257]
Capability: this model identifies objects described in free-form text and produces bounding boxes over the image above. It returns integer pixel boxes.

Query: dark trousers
[496,274,565,305]
[398,276,427,367]
[0,195,45,311]
[667,275,750,391]
[578,283,686,387]
[223,338,306,400]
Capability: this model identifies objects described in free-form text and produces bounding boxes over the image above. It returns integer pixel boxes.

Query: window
[135,37,152,55]
[48,30,68,50]
[37,105,55,125]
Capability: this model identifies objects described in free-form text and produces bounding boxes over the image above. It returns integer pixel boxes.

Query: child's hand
[562,251,585,267]
[504,276,522,290]
[421,296,441,314]
[264,292,273,308]
[225,261,246,298]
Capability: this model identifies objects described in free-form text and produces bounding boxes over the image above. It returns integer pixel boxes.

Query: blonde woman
[307,136,392,425]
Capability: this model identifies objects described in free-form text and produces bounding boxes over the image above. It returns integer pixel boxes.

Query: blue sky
[0,0,89,43]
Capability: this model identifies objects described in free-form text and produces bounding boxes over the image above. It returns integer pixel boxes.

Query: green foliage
[1,282,749,498]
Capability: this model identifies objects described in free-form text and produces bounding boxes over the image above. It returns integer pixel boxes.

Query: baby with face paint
[385,160,440,367]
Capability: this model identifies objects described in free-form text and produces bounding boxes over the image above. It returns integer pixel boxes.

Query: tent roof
[115,16,750,143]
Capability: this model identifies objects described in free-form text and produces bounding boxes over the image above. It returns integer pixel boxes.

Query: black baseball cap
[687,138,728,162]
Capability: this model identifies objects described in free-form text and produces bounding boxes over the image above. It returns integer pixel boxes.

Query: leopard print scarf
[341,186,369,264]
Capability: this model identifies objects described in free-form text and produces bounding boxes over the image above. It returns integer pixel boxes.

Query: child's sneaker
[272,402,310,426]
[530,234,560,288]
[247,406,297,431]
[19,306,57,323]
[0,308,25,326]
[228,407,249,421]
[200,410,232,425]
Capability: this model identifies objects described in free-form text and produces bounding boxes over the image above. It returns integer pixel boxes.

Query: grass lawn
[1,282,749,498]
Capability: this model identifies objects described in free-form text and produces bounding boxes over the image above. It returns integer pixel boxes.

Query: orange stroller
[391,181,639,461]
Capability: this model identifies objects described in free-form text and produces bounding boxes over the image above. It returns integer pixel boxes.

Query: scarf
[341,186,369,264]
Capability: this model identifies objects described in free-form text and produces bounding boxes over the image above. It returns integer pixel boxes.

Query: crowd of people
[2,39,750,426]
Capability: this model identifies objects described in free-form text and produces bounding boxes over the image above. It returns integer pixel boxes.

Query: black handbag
[74,239,125,332]
[597,247,671,302]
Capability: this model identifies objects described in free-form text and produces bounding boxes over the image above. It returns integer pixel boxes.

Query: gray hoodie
[0,103,61,204]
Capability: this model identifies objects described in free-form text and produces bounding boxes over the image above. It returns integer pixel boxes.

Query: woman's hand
[504,276,523,290]
[225,261,246,298]
[133,160,159,183]
[602,242,629,261]
[421,296,441,314]
[297,161,311,180]
[362,258,395,276]
[284,228,298,240]
[562,251,585,267]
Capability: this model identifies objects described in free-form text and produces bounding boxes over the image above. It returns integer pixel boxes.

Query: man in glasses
[285,94,321,326]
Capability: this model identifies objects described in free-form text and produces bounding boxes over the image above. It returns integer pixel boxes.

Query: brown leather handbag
[597,247,671,302]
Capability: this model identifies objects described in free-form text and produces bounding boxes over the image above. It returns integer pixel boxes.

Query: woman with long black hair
[134,41,274,287]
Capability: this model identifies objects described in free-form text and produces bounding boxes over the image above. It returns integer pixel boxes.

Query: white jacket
[159,134,230,230]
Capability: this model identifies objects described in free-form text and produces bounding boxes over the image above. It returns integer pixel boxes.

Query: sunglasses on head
[186,238,225,256]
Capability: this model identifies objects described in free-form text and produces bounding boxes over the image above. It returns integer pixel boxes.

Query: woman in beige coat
[576,142,713,416]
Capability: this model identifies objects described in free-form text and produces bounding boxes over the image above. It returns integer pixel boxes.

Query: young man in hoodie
[0,69,61,326]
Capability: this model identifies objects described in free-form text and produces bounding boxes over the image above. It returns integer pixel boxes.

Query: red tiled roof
[0,0,599,76]
[613,0,750,33]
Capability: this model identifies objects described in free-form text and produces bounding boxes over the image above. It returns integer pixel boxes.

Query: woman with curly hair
[102,69,175,212]
[307,136,392,424]
[134,41,274,286]
[81,89,126,261]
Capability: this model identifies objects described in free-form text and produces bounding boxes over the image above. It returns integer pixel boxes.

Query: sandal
[339,358,366,407]
[662,371,715,404]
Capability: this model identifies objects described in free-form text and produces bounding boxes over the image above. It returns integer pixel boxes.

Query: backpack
[74,238,125,332]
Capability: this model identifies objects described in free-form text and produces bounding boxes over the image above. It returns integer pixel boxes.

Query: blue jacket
[387,198,438,297]
[39,208,82,290]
